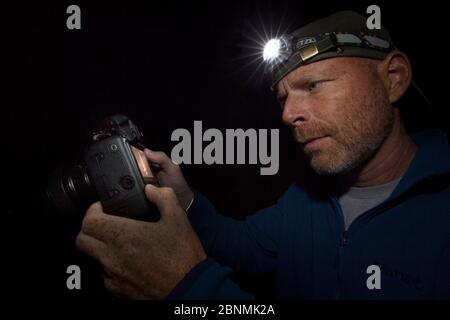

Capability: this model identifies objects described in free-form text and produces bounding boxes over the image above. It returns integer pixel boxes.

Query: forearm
[186,191,279,273]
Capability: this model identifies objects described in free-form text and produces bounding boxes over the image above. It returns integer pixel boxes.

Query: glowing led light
[263,38,281,62]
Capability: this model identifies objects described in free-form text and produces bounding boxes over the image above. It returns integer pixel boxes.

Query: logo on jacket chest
[368,261,424,291]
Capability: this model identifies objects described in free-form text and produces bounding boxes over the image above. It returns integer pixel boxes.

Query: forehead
[275,57,368,93]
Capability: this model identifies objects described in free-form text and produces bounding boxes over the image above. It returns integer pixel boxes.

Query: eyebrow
[275,65,346,100]
[295,65,344,81]
[275,75,317,100]
[292,69,337,83]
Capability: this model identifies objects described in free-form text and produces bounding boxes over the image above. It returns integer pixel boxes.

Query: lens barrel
[46,164,97,214]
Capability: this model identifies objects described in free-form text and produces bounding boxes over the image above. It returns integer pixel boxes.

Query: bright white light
[263,38,281,62]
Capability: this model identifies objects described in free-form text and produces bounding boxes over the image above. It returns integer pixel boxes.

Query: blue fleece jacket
[168,130,450,300]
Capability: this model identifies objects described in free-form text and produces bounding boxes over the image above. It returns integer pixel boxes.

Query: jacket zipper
[331,191,414,299]
[330,198,347,299]
[328,174,450,299]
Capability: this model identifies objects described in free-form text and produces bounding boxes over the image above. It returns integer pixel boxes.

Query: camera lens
[46,164,97,214]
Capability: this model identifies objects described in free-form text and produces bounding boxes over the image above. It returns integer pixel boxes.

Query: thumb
[84,201,106,219]
[144,149,173,169]
[144,184,178,218]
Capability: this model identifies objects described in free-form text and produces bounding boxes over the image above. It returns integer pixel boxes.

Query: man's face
[276,57,394,175]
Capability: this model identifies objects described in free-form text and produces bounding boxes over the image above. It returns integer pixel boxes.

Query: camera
[46,114,160,221]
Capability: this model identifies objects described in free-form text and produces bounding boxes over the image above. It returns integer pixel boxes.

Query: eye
[308,81,323,91]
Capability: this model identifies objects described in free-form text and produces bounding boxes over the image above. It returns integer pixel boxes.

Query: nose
[281,96,311,127]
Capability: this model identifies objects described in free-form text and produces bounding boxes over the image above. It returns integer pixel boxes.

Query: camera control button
[120,175,135,190]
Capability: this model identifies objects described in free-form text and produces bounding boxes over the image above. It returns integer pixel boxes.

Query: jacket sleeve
[186,190,282,273]
[166,258,255,300]
[166,189,285,300]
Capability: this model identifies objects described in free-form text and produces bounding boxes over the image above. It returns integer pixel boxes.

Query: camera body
[47,114,159,221]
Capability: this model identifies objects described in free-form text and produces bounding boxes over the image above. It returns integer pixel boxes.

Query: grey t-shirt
[338,177,402,230]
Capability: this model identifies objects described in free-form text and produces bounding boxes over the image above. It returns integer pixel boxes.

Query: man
[75,11,450,299]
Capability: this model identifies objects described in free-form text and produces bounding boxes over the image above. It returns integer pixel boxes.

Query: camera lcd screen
[131,146,157,185]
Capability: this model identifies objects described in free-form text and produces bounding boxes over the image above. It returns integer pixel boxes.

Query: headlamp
[263,32,394,89]
[263,35,292,68]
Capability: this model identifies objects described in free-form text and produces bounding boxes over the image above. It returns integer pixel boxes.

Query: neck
[343,112,418,188]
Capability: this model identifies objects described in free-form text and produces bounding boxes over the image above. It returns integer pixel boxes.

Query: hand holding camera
[76,184,206,299]
[47,114,202,299]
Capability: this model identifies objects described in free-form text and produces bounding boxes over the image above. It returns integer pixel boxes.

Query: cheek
[310,86,353,130]
[332,78,373,120]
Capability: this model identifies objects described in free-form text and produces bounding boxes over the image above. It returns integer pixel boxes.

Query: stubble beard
[294,82,394,176]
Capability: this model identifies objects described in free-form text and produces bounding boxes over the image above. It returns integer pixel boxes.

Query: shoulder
[277,182,325,210]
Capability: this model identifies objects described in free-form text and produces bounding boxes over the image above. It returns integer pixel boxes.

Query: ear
[377,50,412,103]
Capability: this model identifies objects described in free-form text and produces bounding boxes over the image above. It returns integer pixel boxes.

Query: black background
[5,0,449,300]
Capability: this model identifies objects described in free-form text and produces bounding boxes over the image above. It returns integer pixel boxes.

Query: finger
[75,232,108,264]
[144,184,179,219]
[80,202,107,239]
[144,149,178,171]
[81,202,136,242]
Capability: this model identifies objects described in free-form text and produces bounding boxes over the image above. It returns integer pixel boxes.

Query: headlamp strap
[280,34,338,77]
